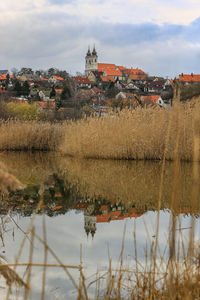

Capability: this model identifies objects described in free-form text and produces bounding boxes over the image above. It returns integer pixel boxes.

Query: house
[74,76,91,88]
[0,70,8,75]
[0,74,7,83]
[179,73,200,84]
[124,68,147,82]
[145,80,165,93]
[103,69,122,80]
[125,82,141,91]
[99,75,115,89]
[19,74,35,82]
[48,75,64,85]
[88,71,103,83]
[140,95,166,107]
[38,90,52,101]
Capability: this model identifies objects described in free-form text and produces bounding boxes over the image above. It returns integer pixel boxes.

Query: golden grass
[0,120,65,151]
[60,102,199,161]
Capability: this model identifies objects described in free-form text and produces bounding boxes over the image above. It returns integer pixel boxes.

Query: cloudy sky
[1,0,200,77]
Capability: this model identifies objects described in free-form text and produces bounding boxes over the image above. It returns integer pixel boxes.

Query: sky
[0,0,200,77]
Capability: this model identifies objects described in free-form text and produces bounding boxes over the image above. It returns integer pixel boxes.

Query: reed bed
[60,102,199,161]
[0,120,65,151]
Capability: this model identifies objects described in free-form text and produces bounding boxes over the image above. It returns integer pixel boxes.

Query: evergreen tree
[105,82,119,98]
[50,87,56,98]
[22,81,30,96]
[5,74,10,89]
[14,80,22,96]
[60,86,72,107]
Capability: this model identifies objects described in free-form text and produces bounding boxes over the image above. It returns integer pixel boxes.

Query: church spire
[86,46,91,57]
[92,44,97,56]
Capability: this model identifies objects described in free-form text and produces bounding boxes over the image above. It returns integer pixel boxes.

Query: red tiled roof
[179,74,200,82]
[91,87,102,94]
[117,66,127,70]
[74,76,91,84]
[96,214,110,223]
[55,89,63,94]
[100,75,115,82]
[141,95,160,104]
[98,63,116,72]
[104,69,122,77]
[0,74,7,81]
[129,74,146,81]
[40,77,48,81]
[124,68,146,75]
[53,75,64,81]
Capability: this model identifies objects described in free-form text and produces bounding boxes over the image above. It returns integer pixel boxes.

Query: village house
[74,76,91,88]
[48,75,64,85]
[179,73,200,84]
[88,70,103,84]
[140,95,168,107]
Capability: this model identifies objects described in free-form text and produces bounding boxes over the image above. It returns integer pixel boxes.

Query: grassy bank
[60,102,199,160]
[0,120,65,151]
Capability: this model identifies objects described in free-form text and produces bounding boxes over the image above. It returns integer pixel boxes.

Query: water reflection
[0,153,199,299]
[0,153,200,218]
[0,152,199,236]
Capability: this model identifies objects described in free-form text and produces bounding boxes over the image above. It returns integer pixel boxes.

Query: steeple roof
[92,45,97,56]
[86,46,91,57]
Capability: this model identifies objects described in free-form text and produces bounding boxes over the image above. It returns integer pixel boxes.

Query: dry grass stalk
[60,102,200,161]
[0,120,65,151]
[0,263,28,289]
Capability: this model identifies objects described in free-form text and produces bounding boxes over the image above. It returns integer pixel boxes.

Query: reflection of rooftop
[96,208,144,223]
[75,203,90,210]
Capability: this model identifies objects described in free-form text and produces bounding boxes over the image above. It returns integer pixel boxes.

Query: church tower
[85,45,98,76]
[84,211,97,238]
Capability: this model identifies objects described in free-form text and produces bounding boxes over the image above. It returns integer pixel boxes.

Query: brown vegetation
[0,120,65,151]
[60,102,200,161]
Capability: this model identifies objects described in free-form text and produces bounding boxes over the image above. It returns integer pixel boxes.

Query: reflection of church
[84,211,96,238]
[76,200,144,239]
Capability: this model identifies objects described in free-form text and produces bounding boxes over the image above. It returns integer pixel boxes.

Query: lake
[0,152,199,299]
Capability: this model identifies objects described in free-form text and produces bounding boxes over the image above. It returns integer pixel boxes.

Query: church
[85,46,98,76]
[85,46,147,82]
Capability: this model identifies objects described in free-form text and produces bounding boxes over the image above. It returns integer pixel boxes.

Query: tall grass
[0,120,65,151]
[60,102,199,161]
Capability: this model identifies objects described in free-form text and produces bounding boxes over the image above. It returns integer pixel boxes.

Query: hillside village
[0,46,200,119]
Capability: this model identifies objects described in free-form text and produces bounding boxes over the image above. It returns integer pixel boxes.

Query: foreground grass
[0,120,65,151]
[60,102,200,161]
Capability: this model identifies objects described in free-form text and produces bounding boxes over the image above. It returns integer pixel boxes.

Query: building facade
[85,46,98,76]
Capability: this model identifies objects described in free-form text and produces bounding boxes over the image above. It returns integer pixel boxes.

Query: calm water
[0,152,199,299]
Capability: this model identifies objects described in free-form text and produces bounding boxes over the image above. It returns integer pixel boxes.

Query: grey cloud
[1,11,200,76]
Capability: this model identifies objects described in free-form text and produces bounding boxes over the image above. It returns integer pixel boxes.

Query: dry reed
[0,120,65,151]
[60,102,200,161]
